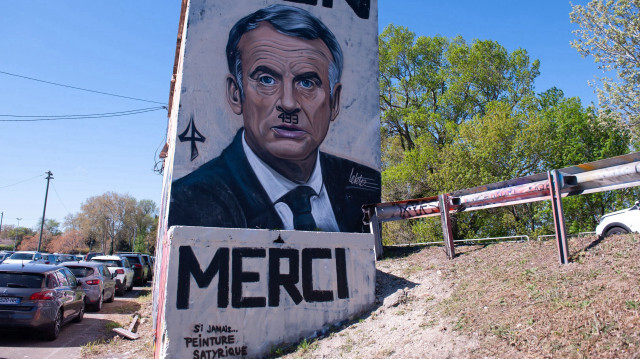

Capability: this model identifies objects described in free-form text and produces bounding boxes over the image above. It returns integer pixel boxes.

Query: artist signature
[349,168,368,187]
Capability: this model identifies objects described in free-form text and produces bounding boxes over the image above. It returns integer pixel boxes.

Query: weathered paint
[367,156,640,223]
[157,227,376,359]
[363,153,640,264]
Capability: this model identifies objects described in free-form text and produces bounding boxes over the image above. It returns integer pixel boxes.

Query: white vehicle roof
[91,255,126,261]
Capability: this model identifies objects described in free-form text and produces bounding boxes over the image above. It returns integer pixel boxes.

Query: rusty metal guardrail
[363,152,640,264]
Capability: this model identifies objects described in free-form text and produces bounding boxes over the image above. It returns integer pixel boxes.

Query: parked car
[117,253,148,285]
[0,251,15,264]
[140,254,153,281]
[90,255,134,295]
[62,261,116,312]
[2,251,47,265]
[55,254,77,263]
[596,200,640,238]
[85,252,105,261]
[42,253,60,265]
[0,263,85,340]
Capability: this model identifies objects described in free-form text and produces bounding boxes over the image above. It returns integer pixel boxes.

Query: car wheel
[606,226,629,236]
[72,300,85,323]
[117,281,126,296]
[92,293,103,312]
[44,309,62,341]
[106,288,115,303]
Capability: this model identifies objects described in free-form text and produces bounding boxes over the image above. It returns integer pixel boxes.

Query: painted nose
[279,82,298,112]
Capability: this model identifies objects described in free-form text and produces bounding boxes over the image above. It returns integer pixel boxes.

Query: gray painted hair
[226,4,343,100]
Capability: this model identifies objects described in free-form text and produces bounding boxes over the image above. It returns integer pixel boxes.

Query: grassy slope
[438,234,640,358]
[284,234,640,358]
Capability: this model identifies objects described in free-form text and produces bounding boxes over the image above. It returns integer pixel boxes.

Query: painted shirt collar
[242,130,323,203]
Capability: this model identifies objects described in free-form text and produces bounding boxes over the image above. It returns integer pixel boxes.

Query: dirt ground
[80,287,155,359]
[86,233,640,358]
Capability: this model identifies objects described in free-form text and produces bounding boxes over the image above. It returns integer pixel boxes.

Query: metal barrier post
[548,170,569,264]
[369,208,383,260]
[439,194,455,259]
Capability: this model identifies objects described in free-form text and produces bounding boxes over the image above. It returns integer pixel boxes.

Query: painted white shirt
[242,132,340,232]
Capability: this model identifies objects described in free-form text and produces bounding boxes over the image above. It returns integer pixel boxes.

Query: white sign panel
[157,227,376,358]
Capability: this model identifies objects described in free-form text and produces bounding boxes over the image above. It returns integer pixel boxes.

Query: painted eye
[259,75,276,85]
[299,79,314,89]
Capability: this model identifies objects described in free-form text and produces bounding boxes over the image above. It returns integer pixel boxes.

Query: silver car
[0,263,85,340]
[62,262,116,312]
[3,251,47,265]
[91,255,134,296]
[0,251,15,264]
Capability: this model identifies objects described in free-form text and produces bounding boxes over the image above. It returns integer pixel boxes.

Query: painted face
[229,23,341,168]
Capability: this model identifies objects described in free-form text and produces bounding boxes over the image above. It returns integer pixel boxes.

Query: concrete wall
[157,227,376,358]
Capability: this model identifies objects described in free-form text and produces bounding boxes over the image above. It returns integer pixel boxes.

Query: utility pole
[0,212,3,234]
[15,218,22,251]
[37,171,53,252]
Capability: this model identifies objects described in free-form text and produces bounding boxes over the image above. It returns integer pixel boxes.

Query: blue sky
[0,0,595,229]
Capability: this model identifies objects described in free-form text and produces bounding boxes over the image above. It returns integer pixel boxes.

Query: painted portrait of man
[167,4,380,232]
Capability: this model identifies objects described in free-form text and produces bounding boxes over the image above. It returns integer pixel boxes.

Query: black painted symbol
[178,116,206,161]
[276,106,300,124]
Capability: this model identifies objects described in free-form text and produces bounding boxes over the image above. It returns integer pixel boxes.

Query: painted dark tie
[278,186,317,231]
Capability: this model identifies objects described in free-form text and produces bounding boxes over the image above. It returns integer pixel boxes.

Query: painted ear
[330,83,342,121]
[226,75,242,115]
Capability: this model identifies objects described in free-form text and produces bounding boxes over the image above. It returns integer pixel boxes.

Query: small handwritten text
[186,323,247,358]
[349,168,368,187]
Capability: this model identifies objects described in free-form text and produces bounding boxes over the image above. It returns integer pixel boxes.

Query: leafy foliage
[379,25,633,244]
[570,0,640,140]
[65,192,158,254]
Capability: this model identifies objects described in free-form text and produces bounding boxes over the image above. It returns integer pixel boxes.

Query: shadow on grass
[381,245,425,259]
[375,269,418,299]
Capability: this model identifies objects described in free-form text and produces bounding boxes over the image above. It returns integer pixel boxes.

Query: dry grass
[281,233,640,358]
[81,289,154,359]
[437,234,640,358]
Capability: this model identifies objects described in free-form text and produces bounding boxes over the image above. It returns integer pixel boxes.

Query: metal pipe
[567,161,640,186]
[374,196,440,222]
[453,180,550,209]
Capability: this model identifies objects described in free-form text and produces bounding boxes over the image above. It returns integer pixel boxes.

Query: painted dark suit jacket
[168,129,381,232]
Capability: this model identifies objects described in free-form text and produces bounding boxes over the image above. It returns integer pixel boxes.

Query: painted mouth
[272,125,307,139]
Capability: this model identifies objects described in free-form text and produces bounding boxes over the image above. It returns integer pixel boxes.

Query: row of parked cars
[0,251,154,341]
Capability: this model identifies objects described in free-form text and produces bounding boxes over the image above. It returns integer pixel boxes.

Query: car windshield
[93,259,122,267]
[67,267,95,278]
[58,255,75,262]
[8,253,34,260]
[0,272,44,288]
[124,256,140,264]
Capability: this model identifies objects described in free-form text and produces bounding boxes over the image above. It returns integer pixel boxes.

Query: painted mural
[166,1,381,233]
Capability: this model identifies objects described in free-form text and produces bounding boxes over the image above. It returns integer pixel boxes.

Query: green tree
[570,0,640,140]
[379,25,540,202]
[378,25,632,243]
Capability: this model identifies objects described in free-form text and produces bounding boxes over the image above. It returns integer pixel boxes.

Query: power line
[0,106,166,122]
[0,174,44,189]
[51,183,72,218]
[0,106,165,118]
[0,70,166,105]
